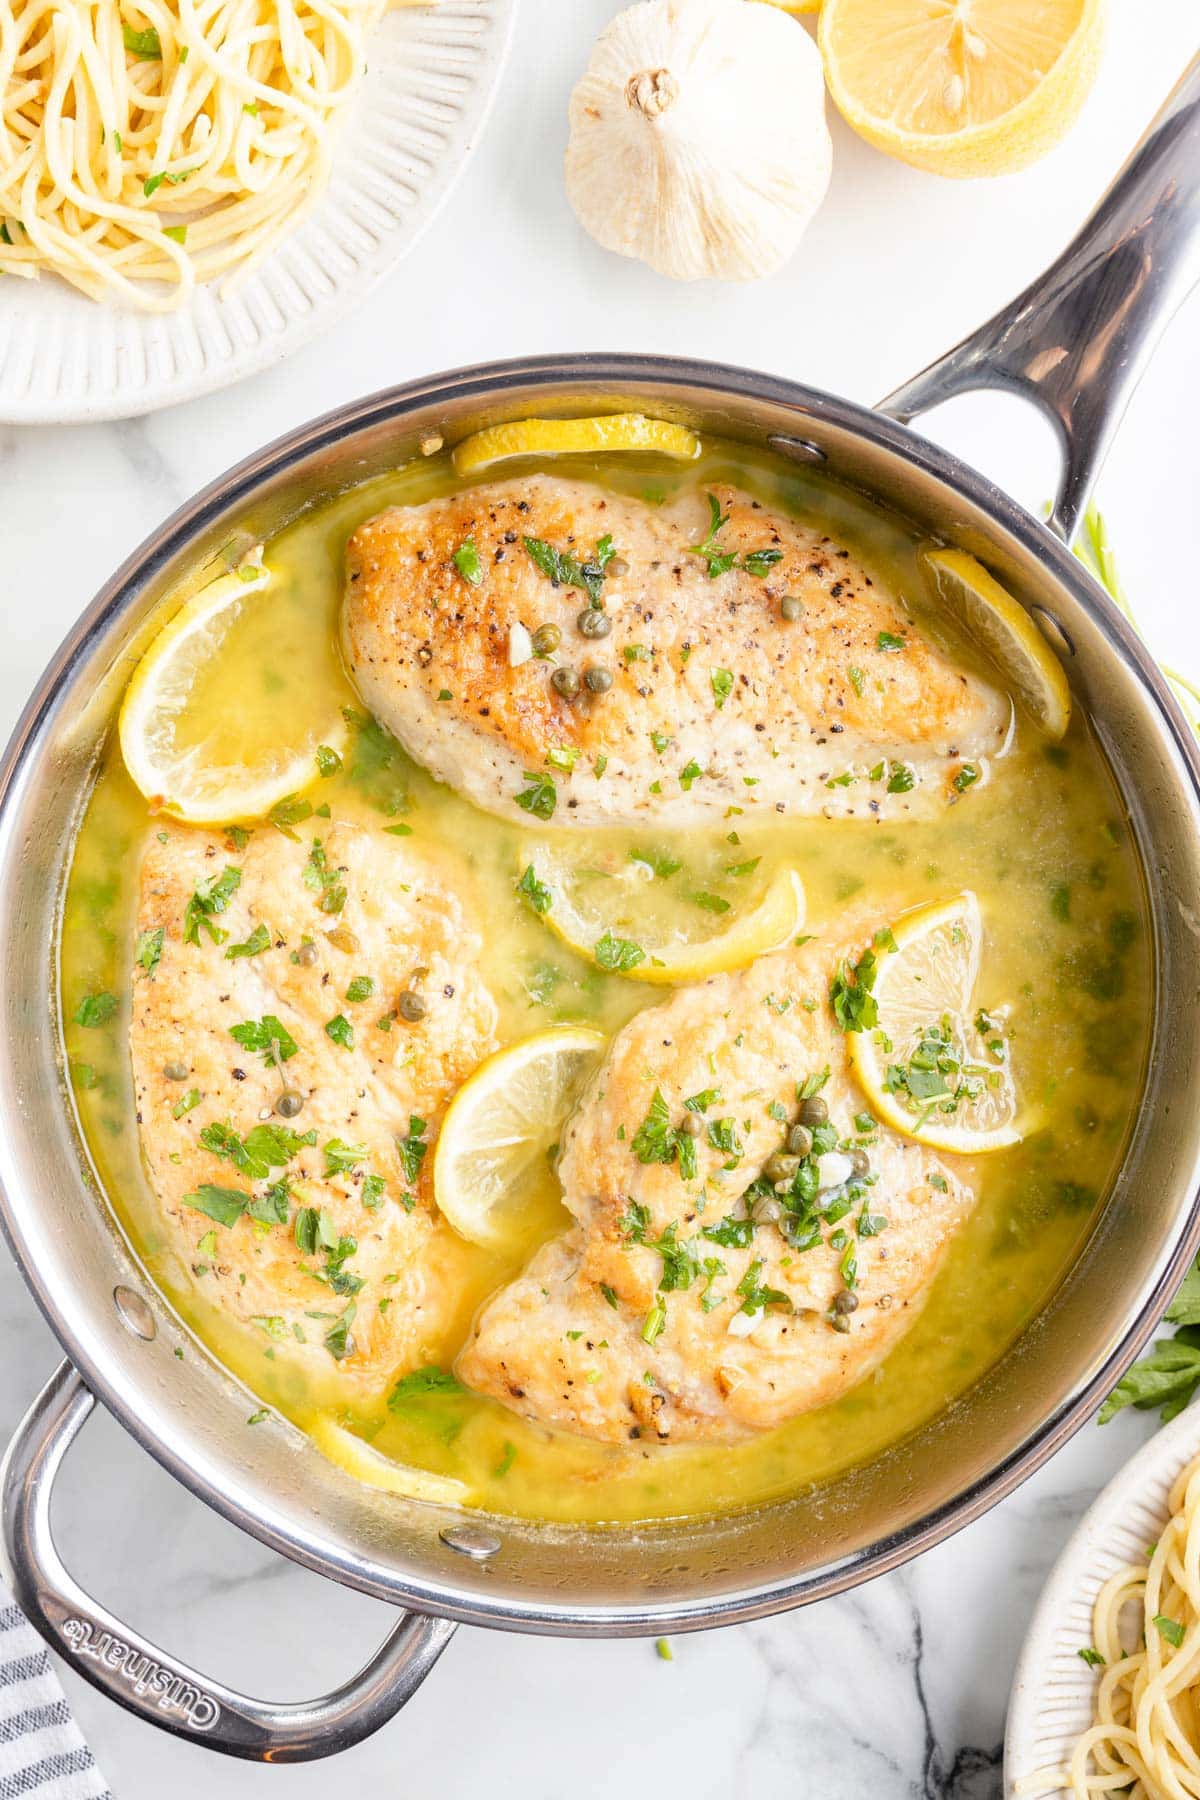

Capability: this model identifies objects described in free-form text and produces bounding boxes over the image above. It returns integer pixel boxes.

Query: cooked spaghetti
[0,0,423,311]
[1022,1450,1200,1799]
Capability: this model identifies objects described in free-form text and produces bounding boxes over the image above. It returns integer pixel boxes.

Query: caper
[754,1196,783,1223]
[608,557,630,577]
[678,1111,703,1138]
[276,1090,305,1119]
[786,1122,813,1157]
[780,595,805,622]
[798,1094,829,1127]
[577,608,612,639]
[551,666,581,699]
[397,989,427,1022]
[326,927,359,955]
[849,1147,871,1176]
[584,666,613,694]
[531,623,561,656]
[762,1151,800,1184]
[832,1288,859,1315]
[162,1060,189,1082]
[830,1311,852,1334]
[296,941,320,967]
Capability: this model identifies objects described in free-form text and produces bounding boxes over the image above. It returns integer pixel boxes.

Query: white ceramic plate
[1005,1402,1200,1795]
[0,0,517,424]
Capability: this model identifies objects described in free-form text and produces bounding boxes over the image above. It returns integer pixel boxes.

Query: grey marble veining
[1,1,1198,1792]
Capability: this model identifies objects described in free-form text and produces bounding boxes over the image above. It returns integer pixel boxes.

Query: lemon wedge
[519,846,806,984]
[119,562,347,824]
[452,414,701,476]
[819,0,1104,178]
[848,892,1021,1154]
[433,1026,606,1249]
[311,1417,471,1506]
[922,547,1071,739]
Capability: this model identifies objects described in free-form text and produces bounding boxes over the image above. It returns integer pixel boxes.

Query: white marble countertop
[3,3,1200,1794]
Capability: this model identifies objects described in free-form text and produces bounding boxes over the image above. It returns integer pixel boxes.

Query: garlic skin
[565,0,832,284]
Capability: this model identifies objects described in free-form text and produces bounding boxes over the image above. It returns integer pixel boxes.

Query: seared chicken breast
[131,821,498,1393]
[457,915,974,1444]
[343,476,1010,828]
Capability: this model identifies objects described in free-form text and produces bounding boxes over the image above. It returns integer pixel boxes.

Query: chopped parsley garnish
[200,1119,314,1180]
[710,668,734,710]
[691,891,731,915]
[848,666,866,696]
[600,1282,619,1310]
[954,763,980,792]
[742,547,783,578]
[302,839,347,914]
[74,990,117,1028]
[1077,1647,1106,1669]
[630,1088,697,1181]
[388,1365,464,1410]
[678,759,703,791]
[184,1184,251,1227]
[225,923,270,960]
[830,950,878,1033]
[736,1260,789,1318]
[1155,1615,1186,1649]
[516,770,557,821]
[595,931,645,973]
[886,763,916,794]
[522,535,614,604]
[876,631,907,652]
[183,865,242,945]
[268,794,313,839]
[684,1087,721,1113]
[324,1303,357,1361]
[325,1013,354,1049]
[172,1087,202,1118]
[323,1137,366,1177]
[229,1013,298,1064]
[342,707,411,817]
[397,1116,428,1185]
[701,1214,755,1249]
[453,537,484,587]
[135,927,164,977]
[123,23,162,57]
[345,975,374,1002]
[516,864,553,916]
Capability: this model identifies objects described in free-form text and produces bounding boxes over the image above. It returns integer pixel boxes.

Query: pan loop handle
[0,1363,457,1763]
[879,55,1200,545]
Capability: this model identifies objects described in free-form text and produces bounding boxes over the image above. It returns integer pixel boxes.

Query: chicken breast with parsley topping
[342,477,1010,828]
[131,820,498,1392]
[456,914,974,1444]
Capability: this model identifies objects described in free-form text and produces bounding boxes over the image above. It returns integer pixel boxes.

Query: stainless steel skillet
[1,57,1198,1765]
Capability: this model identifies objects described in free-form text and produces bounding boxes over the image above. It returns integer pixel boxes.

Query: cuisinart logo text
[62,1618,221,1730]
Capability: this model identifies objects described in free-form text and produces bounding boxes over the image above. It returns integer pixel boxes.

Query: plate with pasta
[0,0,516,421]
[1007,1401,1200,1798]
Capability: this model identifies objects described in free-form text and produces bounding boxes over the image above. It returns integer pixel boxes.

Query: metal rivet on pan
[767,434,827,464]
[1031,606,1075,658]
[113,1285,156,1341]
[439,1526,501,1560]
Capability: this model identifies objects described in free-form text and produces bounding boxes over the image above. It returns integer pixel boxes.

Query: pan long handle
[0,1363,457,1763]
[879,54,1200,544]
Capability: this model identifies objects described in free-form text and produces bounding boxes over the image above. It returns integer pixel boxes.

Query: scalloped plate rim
[1005,1399,1200,1794]
[0,0,519,424]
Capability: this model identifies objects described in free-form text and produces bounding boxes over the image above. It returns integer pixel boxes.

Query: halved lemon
[848,892,1021,1153]
[520,846,806,984]
[819,0,1104,179]
[433,1026,606,1249]
[452,414,701,476]
[752,0,821,11]
[311,1417,471,1506]
[922,546,1071,740]
[119,562,348,824]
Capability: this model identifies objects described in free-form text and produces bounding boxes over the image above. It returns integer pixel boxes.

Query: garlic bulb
[565,0,832,284]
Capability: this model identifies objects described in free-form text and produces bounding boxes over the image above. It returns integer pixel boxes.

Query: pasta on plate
[0,0,426,310]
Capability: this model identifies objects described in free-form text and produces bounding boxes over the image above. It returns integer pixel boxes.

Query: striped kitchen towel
[0,1597,111,1800]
